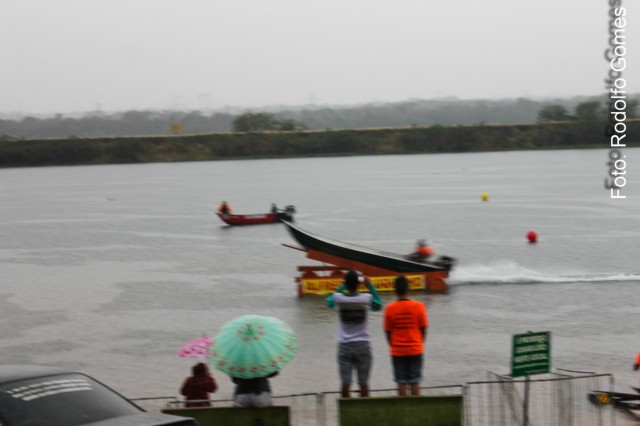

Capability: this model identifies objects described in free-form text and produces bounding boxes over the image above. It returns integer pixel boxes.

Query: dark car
[0,365,198,426]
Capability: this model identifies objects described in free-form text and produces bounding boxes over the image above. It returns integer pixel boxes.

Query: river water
[0,149,639,403]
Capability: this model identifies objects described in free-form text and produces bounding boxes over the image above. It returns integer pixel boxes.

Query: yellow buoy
[481,192,489,202]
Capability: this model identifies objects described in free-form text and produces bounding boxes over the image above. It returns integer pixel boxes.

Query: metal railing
[463,371,617,426]
[131,371,628,426]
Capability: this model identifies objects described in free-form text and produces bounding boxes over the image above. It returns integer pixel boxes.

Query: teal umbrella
[209,315,298,379]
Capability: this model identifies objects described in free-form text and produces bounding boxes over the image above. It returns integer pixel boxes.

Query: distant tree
[537,104,571,122]
[232,112,279,132]
[625,99,639,117]
[279,119,297,131]
[0,134,20,142]
[231,112,307,132]
[574,100,603,122]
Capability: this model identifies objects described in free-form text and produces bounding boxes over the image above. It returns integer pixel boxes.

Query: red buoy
[526,231,538,244]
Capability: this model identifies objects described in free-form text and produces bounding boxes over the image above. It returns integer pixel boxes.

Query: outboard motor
[282,205,296,221]
[433,256,455,271]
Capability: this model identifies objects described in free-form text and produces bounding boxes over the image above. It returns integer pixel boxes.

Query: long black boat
[283,221,454,273]
[588,386,640,418]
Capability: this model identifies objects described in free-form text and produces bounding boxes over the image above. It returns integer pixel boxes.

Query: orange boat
[282,221,455,295]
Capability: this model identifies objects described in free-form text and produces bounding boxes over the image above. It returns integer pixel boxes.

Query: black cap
[344,270,359,291]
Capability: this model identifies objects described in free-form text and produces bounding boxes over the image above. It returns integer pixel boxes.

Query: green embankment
[1,121,636,168]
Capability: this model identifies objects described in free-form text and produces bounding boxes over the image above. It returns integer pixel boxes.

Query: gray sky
[1,0,638,114]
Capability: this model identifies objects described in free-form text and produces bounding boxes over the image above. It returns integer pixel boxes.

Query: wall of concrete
[162,406,290,426]
[338,395,463,426]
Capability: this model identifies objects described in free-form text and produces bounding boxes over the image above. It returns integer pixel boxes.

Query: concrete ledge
[162,406,290,426]
[339,394,463,426]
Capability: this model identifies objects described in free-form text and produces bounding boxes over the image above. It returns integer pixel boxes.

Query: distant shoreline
[1,120,639,168]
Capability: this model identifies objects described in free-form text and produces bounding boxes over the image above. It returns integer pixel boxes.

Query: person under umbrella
[209,315,298,408]
[231,371,278,408]
[180,362,217,407]
[177,336,213,359]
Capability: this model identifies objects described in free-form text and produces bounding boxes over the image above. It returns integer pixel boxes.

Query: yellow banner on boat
[301,274,425,295]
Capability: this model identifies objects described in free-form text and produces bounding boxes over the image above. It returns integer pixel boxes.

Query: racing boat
[283,221,454,274]
[282,221,455,294]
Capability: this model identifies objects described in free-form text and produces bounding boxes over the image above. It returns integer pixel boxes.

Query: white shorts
[234,391,272,408]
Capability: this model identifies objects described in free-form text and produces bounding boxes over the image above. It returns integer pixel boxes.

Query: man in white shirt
[326,270,382,397]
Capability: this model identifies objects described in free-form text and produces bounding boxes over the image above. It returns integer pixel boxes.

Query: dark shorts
[338,341,372,386]
[391,354,423,384]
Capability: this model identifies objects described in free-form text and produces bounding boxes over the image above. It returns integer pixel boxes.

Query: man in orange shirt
[384,275,428,396]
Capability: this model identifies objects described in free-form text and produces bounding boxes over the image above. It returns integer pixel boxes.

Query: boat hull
[217,211,293,226]
[299,273,428,295]
[284,221,453,273]
[589,386,640,418]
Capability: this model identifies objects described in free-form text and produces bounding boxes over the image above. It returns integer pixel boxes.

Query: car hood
[84,412,197,426]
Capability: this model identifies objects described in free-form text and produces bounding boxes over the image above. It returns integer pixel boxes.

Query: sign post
[511,331,551,426]
[511,331,551,377]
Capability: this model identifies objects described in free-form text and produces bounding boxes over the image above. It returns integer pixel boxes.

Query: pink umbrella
[177,336,213,358]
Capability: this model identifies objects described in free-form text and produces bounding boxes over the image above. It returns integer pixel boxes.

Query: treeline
[2,95,636,139]
[0,110,235,140]
[2,120,638,168]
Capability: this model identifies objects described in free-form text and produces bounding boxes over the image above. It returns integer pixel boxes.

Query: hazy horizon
[2,1,638,115]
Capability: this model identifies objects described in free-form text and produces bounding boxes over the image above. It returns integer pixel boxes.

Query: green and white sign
[511,331,551,377]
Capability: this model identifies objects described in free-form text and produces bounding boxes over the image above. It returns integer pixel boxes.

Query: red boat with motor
[217,205,296,226]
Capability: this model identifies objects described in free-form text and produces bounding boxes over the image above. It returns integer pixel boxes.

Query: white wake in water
[448,261,640,285]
